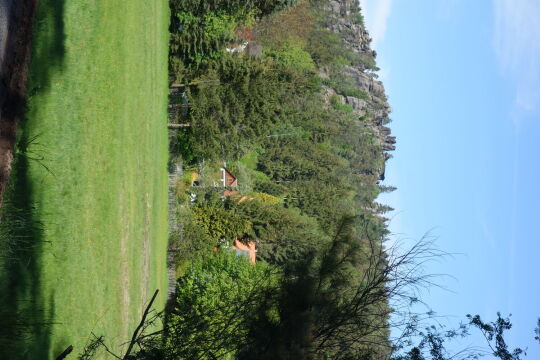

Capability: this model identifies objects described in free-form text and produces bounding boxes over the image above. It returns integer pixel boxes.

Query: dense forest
[164,0,397,359]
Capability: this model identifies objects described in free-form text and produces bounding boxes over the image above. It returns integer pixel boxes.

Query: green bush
[181,55,315,161]
[164,252,280,360]
[265,42,316,72]
[234,200,329,265]
[353,13,364,26]
[192,205,251,242]
[333,103,354,113]
[307,27,346,66]
[322,73,370,100]
[169,0,297,66]
[330,94,341,106]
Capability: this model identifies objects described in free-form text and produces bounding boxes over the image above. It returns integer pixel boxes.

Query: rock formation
[323,0,395,181]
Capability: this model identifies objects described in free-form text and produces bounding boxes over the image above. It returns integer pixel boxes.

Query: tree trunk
[168,123,191,128]
[168,104,191,109]
[55,345,73,360]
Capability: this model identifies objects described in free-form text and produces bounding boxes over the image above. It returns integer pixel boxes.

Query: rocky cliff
[322,0,394,180]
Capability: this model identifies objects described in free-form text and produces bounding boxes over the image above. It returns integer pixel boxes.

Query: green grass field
[0,1,170,359]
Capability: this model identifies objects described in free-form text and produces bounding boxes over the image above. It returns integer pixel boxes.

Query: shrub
[165,252,280,360]
[330,94,341,106]
[353,13,364,26]
[257,0,314,49]
[333,103,354,113]
[192,205,251,242]
[322,73,370,100]
[265,42,316,72]
[252,192,281,204]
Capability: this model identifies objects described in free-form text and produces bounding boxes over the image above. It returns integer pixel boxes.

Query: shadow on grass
[0,148,52,359]
[27,0,67,94]
[0,1,67,357]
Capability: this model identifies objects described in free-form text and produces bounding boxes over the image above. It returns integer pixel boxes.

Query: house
[189,164,238,189]
[188,163,239,199]
[221,167,238,187]
[221,167,238,196]
[225,27,262,57]
[230,238,257,264]
[225,41,249,53]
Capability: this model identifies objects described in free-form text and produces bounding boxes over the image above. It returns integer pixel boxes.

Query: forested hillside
[164,0,397,359]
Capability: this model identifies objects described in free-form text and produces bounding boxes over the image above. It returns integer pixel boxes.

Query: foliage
[234,200,329,265]
[393,313,537,360]
[257,137,345,182]
[51,240,540,360]
[353,13,365,26]
[169,0,298,66]
[169,206,216,268]
[257,0,314,48]
[323,71,371,99]
[182,191,329,266]
[162,0,400,358]
[192,203,252,243]
[164,252,280,360]
[174,173,193,204]
[228,151,271,191]
[307,27,351,67]
[238,216,397,360]
[534,318,540,343]
[174,55,302,161]
[251,192,280,204]
[253,179,288,196]
[170,10,251,65]
[468,313,524,360]
[379,185,397,193]
[333,103,354,113]
[265,42,316,72]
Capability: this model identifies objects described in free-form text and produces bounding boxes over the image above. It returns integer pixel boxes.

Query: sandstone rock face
[322,0,395,181]
[344,96,367,113]
[341,66,384,95]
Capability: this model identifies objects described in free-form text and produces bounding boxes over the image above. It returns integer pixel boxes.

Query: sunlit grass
[0,1,170,358]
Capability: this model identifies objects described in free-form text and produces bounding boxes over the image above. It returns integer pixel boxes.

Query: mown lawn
[0,1,170,359]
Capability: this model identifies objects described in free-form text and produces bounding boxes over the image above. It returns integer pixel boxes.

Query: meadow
[0,1,170,358]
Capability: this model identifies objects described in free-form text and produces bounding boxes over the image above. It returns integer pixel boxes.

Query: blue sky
[359,0,540,356]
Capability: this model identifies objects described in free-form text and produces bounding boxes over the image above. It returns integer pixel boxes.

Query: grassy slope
[0,1,169,359]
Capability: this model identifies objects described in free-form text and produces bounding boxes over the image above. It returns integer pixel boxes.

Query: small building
[230,238,257,264]
[221,167,238,196]
[189,163,239,196]
[225,27,262,57]
[221,167,238,187]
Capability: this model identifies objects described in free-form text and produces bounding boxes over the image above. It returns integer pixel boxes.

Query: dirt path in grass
[0,0,37,207]
[118,191,152,348]
[119,191,131,348]
[140,194,151,309]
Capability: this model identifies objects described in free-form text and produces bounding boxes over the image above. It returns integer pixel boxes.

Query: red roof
[223,168,238,187]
